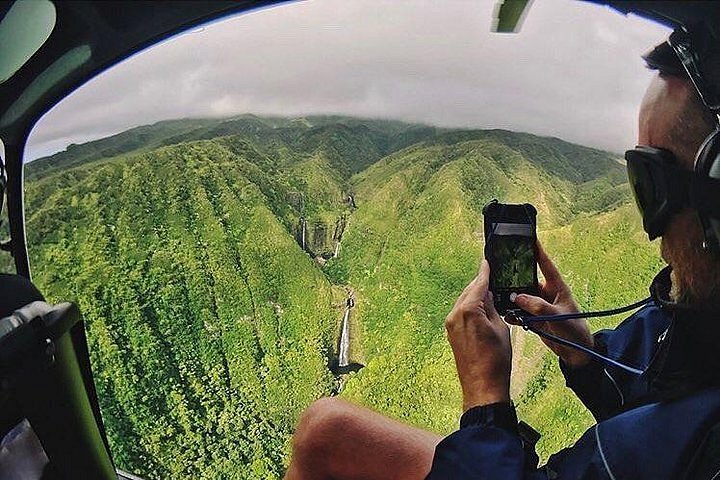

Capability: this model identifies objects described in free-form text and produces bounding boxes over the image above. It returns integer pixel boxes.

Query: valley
[20,115,664,478]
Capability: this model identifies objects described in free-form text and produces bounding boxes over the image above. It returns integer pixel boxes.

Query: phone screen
[489,222,535,289]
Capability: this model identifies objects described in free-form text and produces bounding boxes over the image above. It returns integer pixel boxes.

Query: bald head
[639,73,714,168]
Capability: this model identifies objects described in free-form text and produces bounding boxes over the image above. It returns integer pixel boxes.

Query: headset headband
[667,27,720,114]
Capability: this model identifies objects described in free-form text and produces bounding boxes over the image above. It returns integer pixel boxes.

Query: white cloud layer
[26,0,670,160]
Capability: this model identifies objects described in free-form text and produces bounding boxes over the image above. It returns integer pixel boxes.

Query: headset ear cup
[694,128,720,249]
[694,128,720,176]
[707,143,720,250]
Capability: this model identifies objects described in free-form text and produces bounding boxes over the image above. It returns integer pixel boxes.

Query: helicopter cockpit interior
[0,1,718,479]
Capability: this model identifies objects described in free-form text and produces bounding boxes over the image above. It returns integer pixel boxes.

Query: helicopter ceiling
[492,0,720,34]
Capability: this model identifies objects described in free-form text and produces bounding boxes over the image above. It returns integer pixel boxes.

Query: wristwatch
[459,402,519,434]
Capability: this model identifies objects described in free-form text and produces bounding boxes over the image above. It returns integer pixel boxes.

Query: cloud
[25,0,670,160]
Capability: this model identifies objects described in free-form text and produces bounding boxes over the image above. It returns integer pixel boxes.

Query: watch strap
[459,402,518,434]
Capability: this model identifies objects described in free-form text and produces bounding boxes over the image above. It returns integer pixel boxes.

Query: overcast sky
[26,0,670,161]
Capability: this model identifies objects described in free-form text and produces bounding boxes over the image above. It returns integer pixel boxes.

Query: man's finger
[485,290,501,323]
[478,259,490,289]
[465,260,491,302]
[538,280,560,304]
[536,241,562,285]
[454,275,479,308]
[513,293,555,316]
[453,260,491,308]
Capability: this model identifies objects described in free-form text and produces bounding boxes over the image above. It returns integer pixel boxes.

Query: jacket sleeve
[559,329,626,421]
[426,404,546,480]
[560,305,671,421]
[426,425,527,479]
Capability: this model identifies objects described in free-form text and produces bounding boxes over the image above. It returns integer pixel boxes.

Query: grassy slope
[27,139,340,479]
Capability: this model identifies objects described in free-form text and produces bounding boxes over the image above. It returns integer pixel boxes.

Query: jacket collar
[646,266,720,395]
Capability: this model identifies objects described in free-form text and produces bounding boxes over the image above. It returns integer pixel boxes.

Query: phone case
[482,199,539,314]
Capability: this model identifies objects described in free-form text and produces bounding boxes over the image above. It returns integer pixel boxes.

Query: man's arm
[427,419,527,478]
[427,401,547,479]
[557,329,626,421]
[430,261,538,478]
[560,304,672,421]
[443,260,511,410]
[512,242,595,369]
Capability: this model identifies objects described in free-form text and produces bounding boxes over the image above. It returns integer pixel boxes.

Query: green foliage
[22,115,660,477]
[27,139,339,479]
[323,257,349,285]
[0,202,12,273]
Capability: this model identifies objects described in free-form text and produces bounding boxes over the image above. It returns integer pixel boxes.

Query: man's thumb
[485,290,500,320]
[513,293,554,315]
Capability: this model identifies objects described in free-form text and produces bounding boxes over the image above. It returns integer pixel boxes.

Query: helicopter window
[0,0,56,85]
[21,2,669,478]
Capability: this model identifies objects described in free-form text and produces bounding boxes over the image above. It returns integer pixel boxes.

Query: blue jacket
[427,270,720,479]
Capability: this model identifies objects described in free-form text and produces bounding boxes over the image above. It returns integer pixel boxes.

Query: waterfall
[301,218,306,251]
[333,241,341,258]
[331,293,362,380]
[338,307,351,368]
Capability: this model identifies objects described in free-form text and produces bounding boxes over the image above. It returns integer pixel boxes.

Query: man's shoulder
[615,302,669,330]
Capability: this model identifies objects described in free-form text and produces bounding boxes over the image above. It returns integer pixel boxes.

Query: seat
[0,274,117,479]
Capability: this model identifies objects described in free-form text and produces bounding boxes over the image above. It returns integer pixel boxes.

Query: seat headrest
[0,274,44,319]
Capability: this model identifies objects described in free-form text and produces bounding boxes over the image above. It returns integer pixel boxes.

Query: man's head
[637,71,720,307]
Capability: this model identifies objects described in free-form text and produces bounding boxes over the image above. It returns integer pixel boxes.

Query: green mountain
[18,115,662,478]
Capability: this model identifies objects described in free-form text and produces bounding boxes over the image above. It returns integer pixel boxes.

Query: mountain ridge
[27,114,623,183]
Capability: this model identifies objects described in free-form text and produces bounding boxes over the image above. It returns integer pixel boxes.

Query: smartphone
[482,199,539,315]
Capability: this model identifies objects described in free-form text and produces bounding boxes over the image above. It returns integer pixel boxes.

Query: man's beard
[662,210,720,308]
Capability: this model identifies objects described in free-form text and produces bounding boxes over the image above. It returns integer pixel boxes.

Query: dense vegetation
[18,115,663,477]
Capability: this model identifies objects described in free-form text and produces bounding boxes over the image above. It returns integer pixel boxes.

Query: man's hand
[512,242,594,369]
[445,260,511,412]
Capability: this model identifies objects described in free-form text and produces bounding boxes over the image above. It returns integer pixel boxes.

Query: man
[285,27,720,480]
